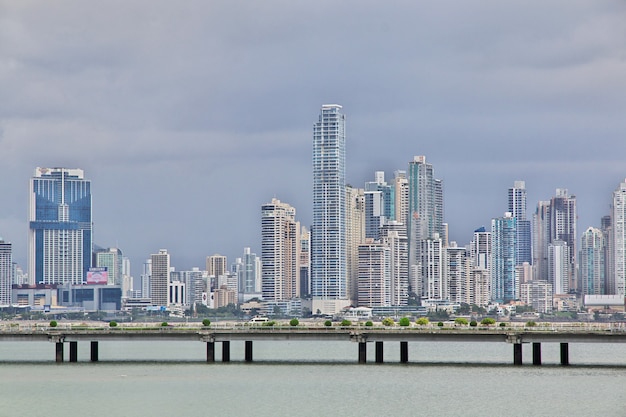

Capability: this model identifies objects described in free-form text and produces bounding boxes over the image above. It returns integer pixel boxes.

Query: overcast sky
[1,1,625,277]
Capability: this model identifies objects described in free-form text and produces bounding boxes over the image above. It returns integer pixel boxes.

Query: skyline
[1,1,625,276]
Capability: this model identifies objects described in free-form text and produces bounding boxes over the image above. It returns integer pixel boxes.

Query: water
[0,340,624,416]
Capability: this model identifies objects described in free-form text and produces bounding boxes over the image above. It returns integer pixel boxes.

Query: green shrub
[499,322,506,327]
[49,320,58,328]
[365,321,373,327]
[382,317,395,326]
[481,318,496,326]
[109,321,118,327]
[202,319,211,327]
[262,320,276,326]
[454,318,469,325]
[324,320,332,327]
[161,322,169,327]
[289,318,299,327]
[415,317,429,326]
[469,320,478,327]
[526,320,537,327]
[399,317,411,326]
[437,321,444,327]
[340,319,352,327]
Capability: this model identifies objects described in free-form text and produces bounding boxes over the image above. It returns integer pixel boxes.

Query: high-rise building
[508,181,532,265]
[0,238,12,306]
[550,189,577,292]
[548,240,569,294]
[491,213,517,302]
[600,214,614,294]
[150,249,170,306]
[533,189,577,292]
[206,254,227,279]
[419,233,446,301]
[345,186,365,304]
[364,190,385,240]
[381,222,409,306]
[261,198,300,301]
[236,247,261,297]
[612,179,626,296]
[311,104,350,315]
[393,170,409,232]
[365,171,395,221]
[28,167,92,285]
[447,243,470,305]
[357,240,391,307]
[94,247,123,285]
[407,156,443,296]
[299,226,311,298]
[579,227,605,296]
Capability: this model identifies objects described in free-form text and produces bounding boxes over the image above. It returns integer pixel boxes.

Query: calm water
[0,340,624,416]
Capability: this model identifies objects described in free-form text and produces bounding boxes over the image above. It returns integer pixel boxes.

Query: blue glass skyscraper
[28,168,92,285]
[491,213,517,302]
[508,181,531,266]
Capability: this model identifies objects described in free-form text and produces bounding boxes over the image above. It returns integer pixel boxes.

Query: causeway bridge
[1,322,626,365]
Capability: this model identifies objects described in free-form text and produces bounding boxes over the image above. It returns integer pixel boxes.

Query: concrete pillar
[532,342,541,366]
[245,341,253,362]
[206,342,215,363]
[400,341,409,363]
[90,341,99,362]
[513,343,523,366]
[69,341,78,363]
[375,341,384,363]
[222,341,231,362]
[358,342,367,364]
[55,342,64,363]
[560,343,569,366]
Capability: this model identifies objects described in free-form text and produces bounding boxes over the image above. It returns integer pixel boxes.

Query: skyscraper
[533,189,577,293]
[407,155,444,296]
[508,181,531,265]
[28,167,92,285]
[491,213,517,302]
[0,238,12,306]
[579,227,605,296]
[150,249,170,307]
[612,179,626,296]
[311,104,350,314]
[261,198,300,301]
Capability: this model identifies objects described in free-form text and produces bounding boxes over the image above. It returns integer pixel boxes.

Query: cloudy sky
[1,1,625,277]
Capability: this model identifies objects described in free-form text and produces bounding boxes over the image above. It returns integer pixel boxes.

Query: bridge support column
[69,342,78,362]
[375,341,383,363]
[90,341,99,362]
[400,341,408,363]
[222,341,230,362]
[55,342,64,363]
[245,341,253,362]
[206,342,215,363]
[532,343,541,366]
[513,343,523,366]
[560,343,569,366]
[358,342,367,364]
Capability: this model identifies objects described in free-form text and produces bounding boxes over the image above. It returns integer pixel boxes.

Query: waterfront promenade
[1,321,625,365]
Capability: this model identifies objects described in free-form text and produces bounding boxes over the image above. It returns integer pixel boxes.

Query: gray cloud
[1,0,625,275]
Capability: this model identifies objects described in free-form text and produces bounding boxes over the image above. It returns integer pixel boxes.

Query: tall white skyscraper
[261,198,300,301]
[612,179,626,296]
[311,104,350,315]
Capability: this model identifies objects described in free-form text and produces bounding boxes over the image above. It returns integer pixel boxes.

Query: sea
[0,339,624,417]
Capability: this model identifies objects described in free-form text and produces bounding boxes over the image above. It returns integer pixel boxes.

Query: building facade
[491,213,517,302]
[261,198,300,301]
[612,179,626,296]
[0,239,12,305]
[28,167,92,285]
[311,104,350,314]
[150,249,170,307]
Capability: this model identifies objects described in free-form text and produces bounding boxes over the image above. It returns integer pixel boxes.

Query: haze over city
[1,1,625,275]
